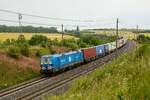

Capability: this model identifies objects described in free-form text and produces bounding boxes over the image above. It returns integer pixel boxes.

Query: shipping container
[95,44,105,57]
[104,44,109,53]
[111,42,116,50]
[117,39,123,48]
[108,42,116,52]
[82,47,96,62]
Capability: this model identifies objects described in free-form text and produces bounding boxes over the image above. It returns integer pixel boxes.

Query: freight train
[40,38,127,74]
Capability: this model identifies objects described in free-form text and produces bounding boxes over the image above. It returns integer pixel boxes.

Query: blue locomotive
[40,38,127,74]
[40,50,83,73]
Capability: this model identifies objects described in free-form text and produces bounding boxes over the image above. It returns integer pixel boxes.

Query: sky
[0,0,150,29]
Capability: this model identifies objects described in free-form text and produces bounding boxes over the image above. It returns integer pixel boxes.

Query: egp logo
[99,49,102,54]
[69,56,71,62]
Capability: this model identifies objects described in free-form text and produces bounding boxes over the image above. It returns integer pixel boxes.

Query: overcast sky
[0,0,150,29]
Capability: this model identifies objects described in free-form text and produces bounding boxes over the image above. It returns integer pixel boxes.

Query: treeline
[0,25,58,33]
[137,30,150,33]
[92,28,150,33]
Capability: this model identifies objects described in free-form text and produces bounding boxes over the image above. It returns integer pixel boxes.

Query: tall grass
[0,62,40,90]
[47,44,150,100]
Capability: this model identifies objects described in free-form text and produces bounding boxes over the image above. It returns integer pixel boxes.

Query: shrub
[16,35,30,56]
[29,35,48,45]
[137,35,150,43]
[17,35,27,44]
[62,38,79,50]
[67,43,79,50]
[36,48,50,57]
[77,39,87,48]
[3,39,11,45]
[7,46,20,59]
[79,34,102,46]
[20,44,30,57]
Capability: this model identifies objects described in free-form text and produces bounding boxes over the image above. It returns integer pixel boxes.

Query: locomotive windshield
[41,57,51,65]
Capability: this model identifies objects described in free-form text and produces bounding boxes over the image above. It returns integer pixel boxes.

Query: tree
[0,25,58,33]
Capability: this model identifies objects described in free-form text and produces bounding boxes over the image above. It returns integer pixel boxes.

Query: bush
[137,35,150,43]
[20,44,30,57]
[36,48,50,57]
[17,35,27,44]
[16,35,30,56]
[79,34,102,46]
[29,35,48,45]
[67,43,78,50]
[77,39,87,48]
[7,46,20,59]
[62,38,79,50]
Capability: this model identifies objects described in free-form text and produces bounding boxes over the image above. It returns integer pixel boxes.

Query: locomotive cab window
[41,57,51,64]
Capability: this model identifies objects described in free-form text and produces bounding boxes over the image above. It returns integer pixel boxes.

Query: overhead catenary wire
[0,18,61,27]
[0,18,115,28]
[0,9,115,23]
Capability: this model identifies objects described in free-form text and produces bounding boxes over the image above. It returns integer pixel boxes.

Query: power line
[0,18,114,28]
[0,9,115,22]
[0,18,61,27]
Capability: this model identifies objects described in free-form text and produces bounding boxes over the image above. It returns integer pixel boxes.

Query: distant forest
[0,25,58,33]
[93,28,150,33]
[0,25,150,33]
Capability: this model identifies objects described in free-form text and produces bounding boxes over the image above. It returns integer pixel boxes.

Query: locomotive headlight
[48,66,52,70]
[42,67,46,70]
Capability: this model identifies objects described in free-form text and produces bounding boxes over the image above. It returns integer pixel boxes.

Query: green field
[47,43,150,99]
[82,29,136,40]
[92,30,135,39]
[140,33,150,37]
[0,33,77,41]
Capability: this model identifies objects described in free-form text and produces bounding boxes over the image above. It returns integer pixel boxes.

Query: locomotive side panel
[53,51,84,70]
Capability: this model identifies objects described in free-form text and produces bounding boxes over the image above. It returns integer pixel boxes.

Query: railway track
[0,40,136,100]
[0,77,48,97]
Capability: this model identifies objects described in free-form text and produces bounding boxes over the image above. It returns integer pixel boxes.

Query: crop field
[92,30,135,39]
[82,30,135,39]
[0,33,77,41]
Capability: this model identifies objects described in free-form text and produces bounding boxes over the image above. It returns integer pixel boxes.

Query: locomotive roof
[42,50,82,58]
[53,50,82,57]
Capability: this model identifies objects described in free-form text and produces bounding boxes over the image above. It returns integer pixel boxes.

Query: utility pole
[136,25,138,40]
[76,25,80,35]
[116,18,119,59]
[61,24,64,41]
[61,24,64,53]
[18,13,22,35]
[135,25,139,50]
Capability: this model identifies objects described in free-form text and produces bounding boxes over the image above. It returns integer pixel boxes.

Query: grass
[0,61,40,90]
[82,30,135,40]
[0,33,77,41]
[140,33,150,38]
[47,43,150,100]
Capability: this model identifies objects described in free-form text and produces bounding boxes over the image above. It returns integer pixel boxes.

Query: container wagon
[108,42,116,52]
[82,47,96,62]
[95,44,106,57]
